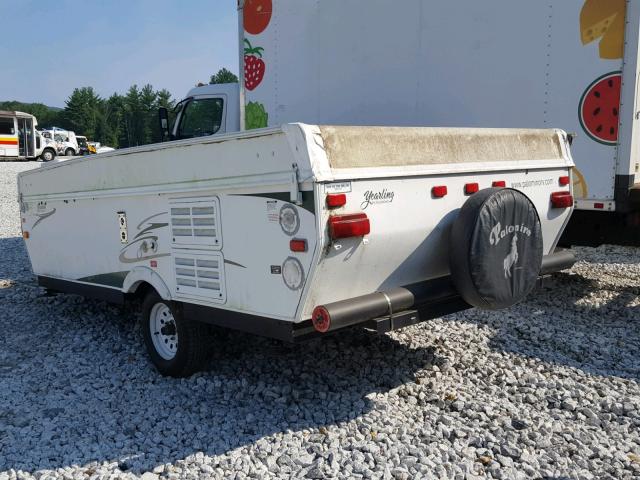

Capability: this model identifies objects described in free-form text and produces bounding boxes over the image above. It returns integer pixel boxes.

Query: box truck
[18,1,578,376]
[169,0,639,244]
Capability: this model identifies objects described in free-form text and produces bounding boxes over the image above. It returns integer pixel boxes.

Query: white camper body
[19,124,576,376]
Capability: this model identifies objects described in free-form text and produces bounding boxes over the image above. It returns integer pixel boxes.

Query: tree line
[0,68,238,149]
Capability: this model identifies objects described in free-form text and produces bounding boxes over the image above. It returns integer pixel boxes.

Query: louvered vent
[173,252,226,302]
[169,198,222,249]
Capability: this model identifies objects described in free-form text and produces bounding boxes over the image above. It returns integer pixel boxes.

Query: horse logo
[503,235,519,278]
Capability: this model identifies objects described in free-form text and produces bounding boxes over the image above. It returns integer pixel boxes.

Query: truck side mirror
[159,107,170,141]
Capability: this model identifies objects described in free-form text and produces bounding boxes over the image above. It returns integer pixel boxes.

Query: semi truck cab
[160,83,240,140]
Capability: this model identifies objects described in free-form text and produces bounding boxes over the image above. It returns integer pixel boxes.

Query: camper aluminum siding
[240,0,639,213]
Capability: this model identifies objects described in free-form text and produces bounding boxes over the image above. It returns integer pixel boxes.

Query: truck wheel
[449,188,543,310]
[65,148,75,157]
[140,291,210,377]
[40,149,55,162]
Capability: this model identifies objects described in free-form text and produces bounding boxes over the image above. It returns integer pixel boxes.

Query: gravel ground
[1,161,639,480]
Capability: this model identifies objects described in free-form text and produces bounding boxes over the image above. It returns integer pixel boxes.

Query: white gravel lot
[0,161,639,480]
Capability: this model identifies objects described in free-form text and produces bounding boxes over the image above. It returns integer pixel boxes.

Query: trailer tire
[449,188,543,310]
[40,148,55,162]
[140,291,210,377]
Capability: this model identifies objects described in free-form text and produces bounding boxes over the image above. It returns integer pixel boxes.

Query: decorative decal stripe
[232,191,316,214]
[76,271,130,288]
[224,259,247,269]
[33,209,57,229]
[0,138,18,145]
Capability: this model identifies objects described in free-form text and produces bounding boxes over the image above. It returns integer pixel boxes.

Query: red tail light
[559,176,570,186]
[432,186,448,198]
[464,183,479,195]
[493,181,506,188]
[312,306,331,333]
[290,239,307,252]
[326,193,347,208]
[594,203,604,209]
[329,213,370,239]
[551,191,574,208]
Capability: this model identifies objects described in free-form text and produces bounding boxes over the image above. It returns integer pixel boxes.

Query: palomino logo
[503,235,519,279]
[489,222,532,246]
[361,189,394,209]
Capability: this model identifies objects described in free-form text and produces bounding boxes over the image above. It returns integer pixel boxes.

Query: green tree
[7,81,176,150]
[64,87,103,139]
[210,68,238,84]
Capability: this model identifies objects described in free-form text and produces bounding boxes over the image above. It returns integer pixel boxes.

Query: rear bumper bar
[541,248,576,275]
[310,248,577,335]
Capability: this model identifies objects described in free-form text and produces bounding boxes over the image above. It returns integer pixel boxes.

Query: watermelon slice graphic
[579,71,622,145]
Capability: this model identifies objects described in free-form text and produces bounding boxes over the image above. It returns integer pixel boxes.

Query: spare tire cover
[450,188,543,310]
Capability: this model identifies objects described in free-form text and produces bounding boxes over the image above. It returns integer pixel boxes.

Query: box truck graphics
[579,71,623,146]
[243,0,272,35]
[240,0,638,216]
[580,0,626,60]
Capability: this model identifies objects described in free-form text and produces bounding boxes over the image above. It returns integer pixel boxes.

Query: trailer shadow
[0,236,443,474]
[1,234,638,474]
[452,269,640,382]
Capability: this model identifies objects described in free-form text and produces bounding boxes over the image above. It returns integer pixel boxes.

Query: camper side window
[176,98,224,139]
[0,118,15,135]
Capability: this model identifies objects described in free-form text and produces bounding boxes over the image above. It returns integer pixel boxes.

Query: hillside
[0,100,64,127]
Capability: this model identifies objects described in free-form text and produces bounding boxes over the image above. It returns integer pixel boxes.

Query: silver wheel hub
[149,303,178,360]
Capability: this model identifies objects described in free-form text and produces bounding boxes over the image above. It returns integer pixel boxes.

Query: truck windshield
[176,98,224,139]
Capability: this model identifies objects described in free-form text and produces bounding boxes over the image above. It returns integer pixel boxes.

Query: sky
[0,0,239,107]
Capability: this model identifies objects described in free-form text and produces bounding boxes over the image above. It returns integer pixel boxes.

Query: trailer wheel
[40,149,55,162]
[140,291,210,377]
[449,188,543,310]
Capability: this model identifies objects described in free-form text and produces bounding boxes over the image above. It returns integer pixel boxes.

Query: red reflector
[432,186,448,198]
[326,193,347,208]
[329,213,370,239]
[290,239,308,252]
[150,260,157,268]
[594,202,605,209]
[464,183,479,195]
[492,181,506,188]
[551,191,574,208]
[559,176,570,186]
[312,306,331,333]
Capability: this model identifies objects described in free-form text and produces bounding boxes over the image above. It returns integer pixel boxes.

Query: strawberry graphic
[244,39,265,91]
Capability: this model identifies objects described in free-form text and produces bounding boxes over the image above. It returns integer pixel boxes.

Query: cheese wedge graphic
[573,168,588,200]
[580,0,626,59]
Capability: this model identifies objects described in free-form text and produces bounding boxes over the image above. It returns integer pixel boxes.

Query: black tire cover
[450,188,543,310]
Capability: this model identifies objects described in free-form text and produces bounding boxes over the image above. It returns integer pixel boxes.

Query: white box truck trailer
[173,0,638,245]
[18,1,578,376]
